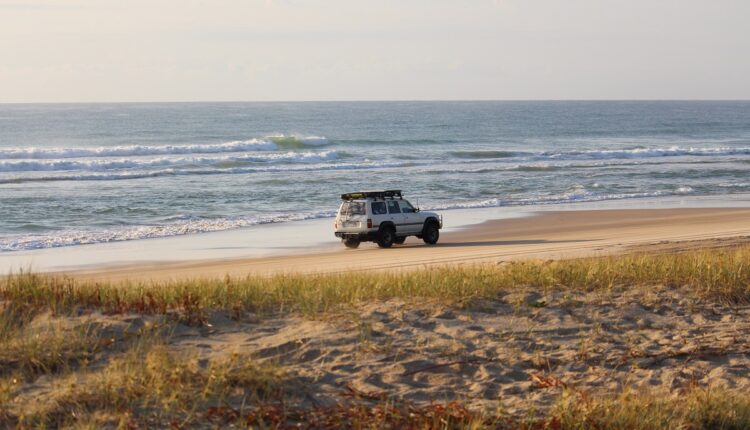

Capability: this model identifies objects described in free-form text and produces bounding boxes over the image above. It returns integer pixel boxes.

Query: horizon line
[2,98,750,105]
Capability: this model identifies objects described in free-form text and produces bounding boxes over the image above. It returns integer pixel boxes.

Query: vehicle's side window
[400,200,415,213]
[387,200,401,214]
[342,201,366,216]
[371,201,387,215]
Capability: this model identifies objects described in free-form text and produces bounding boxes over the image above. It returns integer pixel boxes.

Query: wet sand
[70,207,750,282]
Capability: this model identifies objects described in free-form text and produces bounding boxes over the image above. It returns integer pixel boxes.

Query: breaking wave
[0,159,417,184]
[0,135,328,160]
[268,134,329,148]
[0,151,339,172]
[448,146,750,162]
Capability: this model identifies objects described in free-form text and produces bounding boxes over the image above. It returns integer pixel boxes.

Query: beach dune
[5,206,750,426]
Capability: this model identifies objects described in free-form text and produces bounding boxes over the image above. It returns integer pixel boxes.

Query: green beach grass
[3,244,750,318]
[1,245,750,428]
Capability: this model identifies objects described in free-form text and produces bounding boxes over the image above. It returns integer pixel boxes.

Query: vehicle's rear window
[340,201,366,216]
[371,202,387,215]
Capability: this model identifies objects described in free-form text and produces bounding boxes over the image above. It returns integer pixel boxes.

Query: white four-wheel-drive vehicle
[334,190,443,248]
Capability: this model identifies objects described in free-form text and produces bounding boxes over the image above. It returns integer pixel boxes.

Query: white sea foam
[566,146,750,160]
[718,182,750,188]
[0,170,176,184]
[0,135,329,160]
[450,146,750,162]
[0,151,339,172]
[0,139,274,159]
[0,210,337,252]
[0,159,417,183]
[427,188,682,211]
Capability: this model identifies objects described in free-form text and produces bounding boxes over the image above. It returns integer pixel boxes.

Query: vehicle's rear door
[386,200,406,234]
[338,200,368,232]
[370,201,388,230]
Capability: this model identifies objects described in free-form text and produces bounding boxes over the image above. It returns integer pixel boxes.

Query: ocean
[1,101,749,253]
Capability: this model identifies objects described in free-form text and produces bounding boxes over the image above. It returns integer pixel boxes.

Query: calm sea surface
[1,101,749,252]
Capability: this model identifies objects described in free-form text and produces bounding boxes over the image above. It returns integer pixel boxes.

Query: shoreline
[67,206,750,282]
[2,193,750,279]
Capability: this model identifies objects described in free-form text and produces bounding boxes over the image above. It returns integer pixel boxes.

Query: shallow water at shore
[3,193,750,274]
[2,101,750,253]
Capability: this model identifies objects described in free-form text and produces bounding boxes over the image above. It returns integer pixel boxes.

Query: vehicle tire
[422,221,439,245]
[343,237,360,249]
[394,236,406,245]
[377,226,395,248]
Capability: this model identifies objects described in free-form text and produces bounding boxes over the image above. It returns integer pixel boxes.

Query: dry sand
[13,284,750,418]
[72,207,750,282]
[176,287,750,415]
[9,207,750,420]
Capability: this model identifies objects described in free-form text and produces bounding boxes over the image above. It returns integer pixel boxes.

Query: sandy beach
[4,206,750,426]
[68,207,750,282]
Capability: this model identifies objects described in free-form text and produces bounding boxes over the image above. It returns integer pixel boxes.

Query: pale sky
[1,0,748,102]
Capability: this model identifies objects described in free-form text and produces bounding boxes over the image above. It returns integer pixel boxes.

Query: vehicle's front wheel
[343,237,360,249]
[377,226,395,248]
[422,222,439,245]
[394,236,406,245]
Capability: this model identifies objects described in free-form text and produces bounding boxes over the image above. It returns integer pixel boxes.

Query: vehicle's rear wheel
[394,236,406,245]
[377,226,395,248]
[343,237,360,249]
[422,222,439,245]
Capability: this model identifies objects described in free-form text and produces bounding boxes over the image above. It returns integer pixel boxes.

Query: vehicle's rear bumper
[335,231,378,241]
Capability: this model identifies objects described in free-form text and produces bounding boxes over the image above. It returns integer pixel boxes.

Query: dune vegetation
[4,244,750,317]
[1,245,750,428]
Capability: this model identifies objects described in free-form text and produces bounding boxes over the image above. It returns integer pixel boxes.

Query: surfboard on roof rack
[340,190,402,200]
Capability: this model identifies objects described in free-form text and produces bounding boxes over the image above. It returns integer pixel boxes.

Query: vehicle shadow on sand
[430,239,595,247]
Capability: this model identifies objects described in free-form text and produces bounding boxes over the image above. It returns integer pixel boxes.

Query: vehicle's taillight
[367,218,372,228]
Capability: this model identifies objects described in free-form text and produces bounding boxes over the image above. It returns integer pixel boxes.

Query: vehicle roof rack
[341,190,402,200]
